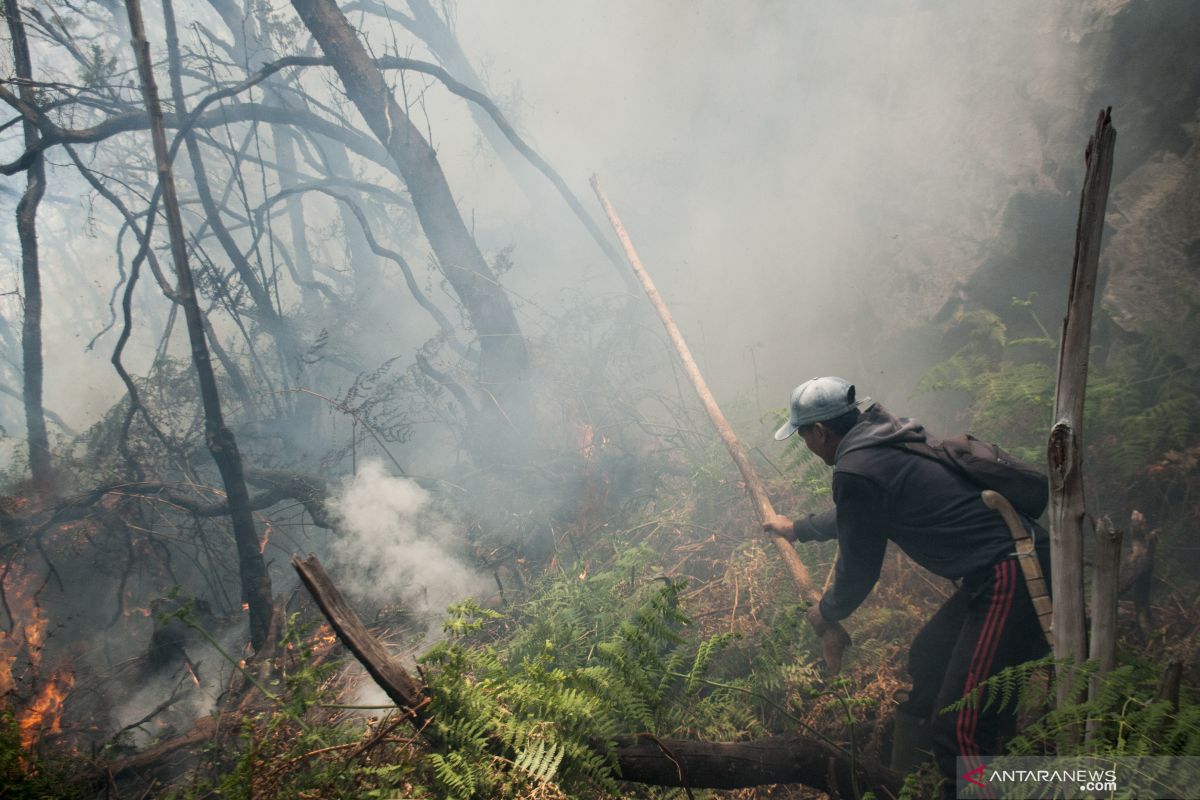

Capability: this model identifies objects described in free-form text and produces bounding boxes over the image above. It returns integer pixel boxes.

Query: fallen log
[104,714,220,779]
[291,554,902,796]
[612,732,902,796]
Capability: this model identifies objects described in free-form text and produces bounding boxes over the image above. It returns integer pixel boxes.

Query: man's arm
[817,473,889,622]
[795,508,838,542]
[761,508,837,542]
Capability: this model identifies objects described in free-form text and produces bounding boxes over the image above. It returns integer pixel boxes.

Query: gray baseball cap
[774,376,871,440]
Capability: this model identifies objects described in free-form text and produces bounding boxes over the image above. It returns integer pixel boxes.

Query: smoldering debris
[329,459,483,628]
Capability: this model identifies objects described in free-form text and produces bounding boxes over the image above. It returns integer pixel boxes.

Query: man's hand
[808,603,852,674]
[762,514,796,541]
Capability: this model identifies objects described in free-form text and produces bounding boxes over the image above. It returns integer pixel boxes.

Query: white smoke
[329,460,483,623]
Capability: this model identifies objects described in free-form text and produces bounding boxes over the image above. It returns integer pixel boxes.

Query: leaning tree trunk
[400,0,636,293]
[126,0,273,651]
[1047,108,1115,706]
[4,0,51,486]
[289,0,534,458]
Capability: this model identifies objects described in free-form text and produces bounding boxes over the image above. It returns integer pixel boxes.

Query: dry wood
[1048,108,1116,697]
[590,177,849,671]
[104,714,220,778]
[1088,516,1122,675]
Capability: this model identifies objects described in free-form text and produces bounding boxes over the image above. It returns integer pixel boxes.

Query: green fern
[417,556,722,798]
[943,657,1200,761]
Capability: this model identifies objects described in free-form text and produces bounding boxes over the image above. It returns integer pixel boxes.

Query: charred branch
[611,732,902,796]
[0,383,76,437]
[291,555,429,720]
[163,0,301,383]
[288,0,534,452]
[1,47,631,289]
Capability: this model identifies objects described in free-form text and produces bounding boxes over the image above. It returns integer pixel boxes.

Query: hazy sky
[2,0,1183,441]
[440,0,1106,409]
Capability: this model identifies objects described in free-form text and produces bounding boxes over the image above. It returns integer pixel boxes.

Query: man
[764,376,1050,794]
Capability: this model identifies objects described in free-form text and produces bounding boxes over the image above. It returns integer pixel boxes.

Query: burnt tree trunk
[289,0,533,457]
[291,555,429,721]
[4,0,51,486]
[126,0,273,651]
[1048,109,1115,705]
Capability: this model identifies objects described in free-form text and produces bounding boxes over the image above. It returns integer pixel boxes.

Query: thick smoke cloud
[330,460,483,627]
[439,0,1173,412]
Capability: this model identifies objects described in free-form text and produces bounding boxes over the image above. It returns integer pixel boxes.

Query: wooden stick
[590,177,849,671]
[1047,109,1116,704]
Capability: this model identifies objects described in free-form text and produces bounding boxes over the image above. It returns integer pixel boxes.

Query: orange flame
[18,669,74,749]
[0,565,49,696]
[299,623,338,653]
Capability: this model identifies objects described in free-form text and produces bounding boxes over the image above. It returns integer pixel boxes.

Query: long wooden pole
[1048,109,1116,705]
[590,177,849,670]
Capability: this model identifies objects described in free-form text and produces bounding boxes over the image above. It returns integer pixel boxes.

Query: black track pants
[906,553,1051,797]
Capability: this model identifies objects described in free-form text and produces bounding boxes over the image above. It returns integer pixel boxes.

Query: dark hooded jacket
[794,404,1021,622]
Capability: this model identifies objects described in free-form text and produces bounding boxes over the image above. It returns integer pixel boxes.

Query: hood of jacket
[834,403,928,463]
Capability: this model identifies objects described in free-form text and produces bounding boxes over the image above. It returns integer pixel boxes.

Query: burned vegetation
[2,1,1200,799]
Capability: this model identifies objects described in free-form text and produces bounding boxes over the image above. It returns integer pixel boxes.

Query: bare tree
[4,0,51,485]
[126,0,273,650]
[289,0,534,458]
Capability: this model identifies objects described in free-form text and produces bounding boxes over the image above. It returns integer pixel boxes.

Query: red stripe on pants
[956,559,1016,774]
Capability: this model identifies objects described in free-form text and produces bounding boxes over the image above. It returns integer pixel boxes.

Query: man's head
[774,377,869,465]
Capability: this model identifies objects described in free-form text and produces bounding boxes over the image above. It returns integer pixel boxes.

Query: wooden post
[1086,515,1121,743]
[1047,109,1116,704]
[590,177,849,672]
